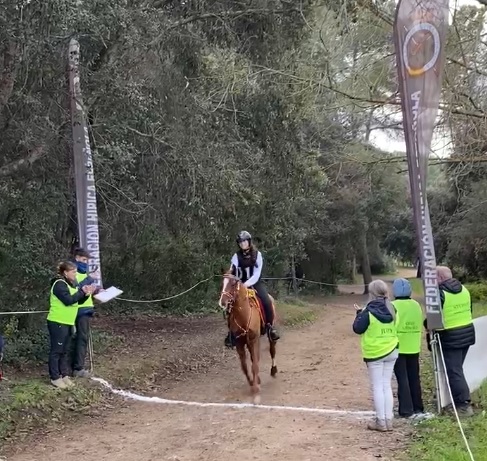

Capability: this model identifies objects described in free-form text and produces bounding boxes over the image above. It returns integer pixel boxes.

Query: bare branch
[149,8,302,45]
[125,126,173,148]
[253,65,486,119]
[356,0,393,26]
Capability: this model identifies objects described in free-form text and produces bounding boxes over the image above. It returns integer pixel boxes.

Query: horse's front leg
[248,335,261,402]
[236,341,252,386]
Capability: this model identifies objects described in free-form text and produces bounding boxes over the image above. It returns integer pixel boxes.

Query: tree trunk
[351,253,357,282]
[361,232,372,294]
[290,254,298,295]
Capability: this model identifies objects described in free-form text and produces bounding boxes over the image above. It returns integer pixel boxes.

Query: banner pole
[392,0,449,411]
[68,39,103,373]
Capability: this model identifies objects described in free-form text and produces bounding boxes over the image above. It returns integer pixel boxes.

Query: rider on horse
[224,230,280,348]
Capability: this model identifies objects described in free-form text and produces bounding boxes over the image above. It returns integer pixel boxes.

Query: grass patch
[405,298,487,460]
[406,381,487,461]
[0,328,121,448]
[0,377,103,446]
[407,277,424,297]
[277,299,317,326]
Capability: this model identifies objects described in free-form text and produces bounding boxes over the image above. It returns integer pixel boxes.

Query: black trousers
[442,346,471,407]
[72,315,92,371]
[253,281,274,325]
[394,353,424,417]
[47,320,71,380]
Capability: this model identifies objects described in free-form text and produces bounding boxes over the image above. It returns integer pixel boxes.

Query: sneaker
[458,405,474,417]
[411,412,434,422]
[73,369,92,378]
[62,376,75,387]
[367,418,387,432]
[51,378,68,389]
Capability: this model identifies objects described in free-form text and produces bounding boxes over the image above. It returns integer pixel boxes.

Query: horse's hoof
[253,394,261,405]
[271,366,278,377]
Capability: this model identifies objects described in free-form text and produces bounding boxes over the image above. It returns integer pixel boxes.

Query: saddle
[246,288,274,335]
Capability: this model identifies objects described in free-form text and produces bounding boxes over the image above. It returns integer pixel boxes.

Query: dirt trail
[6,296,409,461]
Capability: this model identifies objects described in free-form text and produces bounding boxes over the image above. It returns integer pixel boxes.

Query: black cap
[73,247,91,258]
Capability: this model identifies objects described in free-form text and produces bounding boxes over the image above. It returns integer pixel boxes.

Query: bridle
[221,275,253,339]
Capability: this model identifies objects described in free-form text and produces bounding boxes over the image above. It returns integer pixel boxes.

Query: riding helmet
[236,230,252,245]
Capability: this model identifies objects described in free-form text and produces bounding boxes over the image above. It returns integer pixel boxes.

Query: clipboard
[94,286,123,303]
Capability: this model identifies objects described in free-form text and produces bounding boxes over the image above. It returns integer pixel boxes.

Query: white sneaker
[62,376,75,387]
[51,378,68,389]
[410,412,435,422]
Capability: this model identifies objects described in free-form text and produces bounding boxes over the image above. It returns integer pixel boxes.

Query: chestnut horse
[219,273,277,401]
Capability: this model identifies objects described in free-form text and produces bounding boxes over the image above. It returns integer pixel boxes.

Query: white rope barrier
[0,275,367,314]
[435,333,476,461]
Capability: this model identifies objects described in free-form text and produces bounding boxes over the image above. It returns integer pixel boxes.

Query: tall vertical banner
[68,39,103,289]
[393,0,449,408]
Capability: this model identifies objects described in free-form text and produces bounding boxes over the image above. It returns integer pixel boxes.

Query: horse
[218,273,278,402]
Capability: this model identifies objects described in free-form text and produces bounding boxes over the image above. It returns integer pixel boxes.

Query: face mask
[76,261,88,274]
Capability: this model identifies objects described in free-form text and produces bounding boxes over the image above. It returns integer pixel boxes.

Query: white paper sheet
[94,286,123,303]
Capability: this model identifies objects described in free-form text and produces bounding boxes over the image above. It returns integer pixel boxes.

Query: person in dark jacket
[353,280,399,432]
[70,248,100,378]
[425,266,475,416]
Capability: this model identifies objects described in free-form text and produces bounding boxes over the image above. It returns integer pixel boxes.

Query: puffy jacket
[424,278,475,350]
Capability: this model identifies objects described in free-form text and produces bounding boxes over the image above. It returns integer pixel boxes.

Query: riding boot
[224,331,236,348]
[267,324,280,341]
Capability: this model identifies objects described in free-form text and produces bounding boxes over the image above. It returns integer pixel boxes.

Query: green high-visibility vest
[76,272,94,307]
[392,299,423,354]
[361,312,398,360]
[47,279,79,326]
[439,287,472,330]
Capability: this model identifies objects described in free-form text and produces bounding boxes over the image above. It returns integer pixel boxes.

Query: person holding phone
[353,280,399,432]
[47,261,94,389]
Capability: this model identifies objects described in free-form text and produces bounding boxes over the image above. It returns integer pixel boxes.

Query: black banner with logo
[68,39,103,288]
[393,0,449,330]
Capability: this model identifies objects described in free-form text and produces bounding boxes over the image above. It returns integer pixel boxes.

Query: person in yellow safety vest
[425,266,476,417]
[353,279,399,432]
[47,261,94,389]
[392,278,425,419]
[71,248,100,378]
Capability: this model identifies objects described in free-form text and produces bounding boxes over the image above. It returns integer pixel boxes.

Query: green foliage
[277,300,318,327]
[0,0,407,318]
[406,382,487,461]
[465,283,487,303]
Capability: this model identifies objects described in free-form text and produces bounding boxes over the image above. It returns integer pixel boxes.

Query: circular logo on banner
[402,22,441,77]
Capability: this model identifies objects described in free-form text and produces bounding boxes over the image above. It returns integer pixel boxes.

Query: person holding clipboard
[47,261,94,389]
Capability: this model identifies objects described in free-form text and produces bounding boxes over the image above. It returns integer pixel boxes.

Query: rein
[222,278,254,339]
